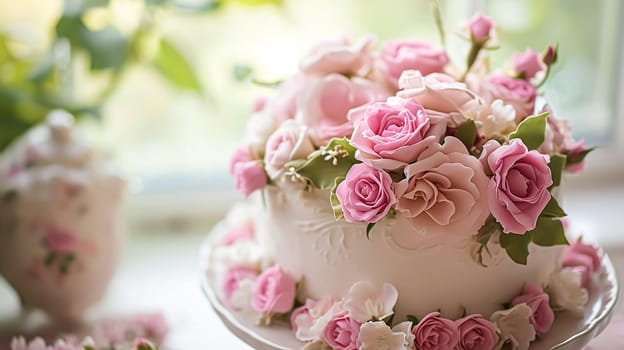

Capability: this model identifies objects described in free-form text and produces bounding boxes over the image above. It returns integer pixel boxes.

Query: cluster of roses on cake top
[229,13,591,266]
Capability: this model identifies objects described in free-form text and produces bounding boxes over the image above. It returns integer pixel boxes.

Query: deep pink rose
[349,99,446,170]
[297,74,388,146]
[264,121,315,179]
[478,75,537,122]
[511,283,555,335]
[233,160,267,197]
[44,229,77,254]
[466,13,495,43]
[251,265,296,314]
[513,48,546,80]
[300,35,374,77]
[487,139,552,234]
[223,265,257,308]
[412,312,459,350]
[456,314,498,350]
[219,223,255,246]
[229,145,252,175]
[336,163,396,223]
[398,71,482,127]
[378,40,449,89]
[394,137,490,237]
[322,312,361,350]
[562,240,601,288]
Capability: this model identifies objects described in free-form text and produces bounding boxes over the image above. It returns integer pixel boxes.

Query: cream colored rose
[475,99,517,137]
[547,267,589,314]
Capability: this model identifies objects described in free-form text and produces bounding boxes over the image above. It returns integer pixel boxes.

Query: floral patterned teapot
[0,110,126,322]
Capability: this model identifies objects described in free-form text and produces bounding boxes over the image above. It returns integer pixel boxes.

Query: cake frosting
[206,12,600,350]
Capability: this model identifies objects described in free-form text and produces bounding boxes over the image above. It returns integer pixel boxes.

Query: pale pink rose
[336,163,396,223]
[562,240,601,288]
[219,223,255,246]
[233,160,267,197]
[466,12,495,43]
[397,71,483,127]
[300,35,374,77]
[455,314,499,350]
[349,98,446,170]
[251,265,296,314]
[511,284,555,335]
[322,312,361,350]
[513,48,546,80]
[475,74,537,122]
[264,121,315,179]
[269,73,306,122]
[478,139,501,175]
[229,145,252,175]
[378,40,449,89]
[487,139,552,234]
[394,137,490,237]
[44,229,77,254]
[297,74,388,146]
[412,312,459,350]
[223,265,258,308]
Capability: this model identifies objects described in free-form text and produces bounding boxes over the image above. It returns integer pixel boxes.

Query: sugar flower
[343,281,398,323]
[547,267,589,314]
[358,321,413,350]
[412,312,459,350]
[491,303,536,350]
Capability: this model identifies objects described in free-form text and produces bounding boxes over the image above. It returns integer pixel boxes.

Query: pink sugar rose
[512,283,555,335]
[466,12,495,43]
[229,145,252,175]
[562,240,601,288]
[322,312,361,350]
[487,139,552,234]
[219,223,255,246]
[397,71,482,127]
[223,265,258,308]
[378,40,449,89]
[297,74,388,146]
[44,229,77,254]
[251,265,296,314]
[412,312,459,350]
[394,137,490,237]
[476,74,537,122]
[349,98,446,170]
[264,120,315,179]
[300,35,374,77]
[514,48,546,80]
[336,163,396,223]
[455,314,499,350]
[269,73,306,122]
[233,160,267,197]
[478,139,501,175]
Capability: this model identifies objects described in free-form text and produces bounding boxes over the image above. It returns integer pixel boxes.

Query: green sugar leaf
[330,176,345,220]
[530,217,569,247]
[509,112,549,150]
[541,196,566,218]
[366,222,376,239]
[455,119,477,149]
[499,232,532,265]
[548,153,566,188]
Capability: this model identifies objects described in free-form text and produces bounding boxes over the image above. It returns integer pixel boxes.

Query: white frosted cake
[206,12,602,350]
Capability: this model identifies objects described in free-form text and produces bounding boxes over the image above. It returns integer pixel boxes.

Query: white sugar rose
[547,267,589,314]
[264,120,315,179]
[475,99,517,137]
[358,321,413,350]
[230,278,263,321]
[244,111,279,157]
[490,303,536,350]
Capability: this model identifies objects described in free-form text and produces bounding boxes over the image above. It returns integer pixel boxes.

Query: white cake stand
[200,235,618,350]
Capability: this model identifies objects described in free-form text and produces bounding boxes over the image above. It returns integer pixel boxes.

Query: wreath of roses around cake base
[205,210,603,350]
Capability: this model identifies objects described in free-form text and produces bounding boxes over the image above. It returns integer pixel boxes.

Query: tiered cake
[207,13,601,350]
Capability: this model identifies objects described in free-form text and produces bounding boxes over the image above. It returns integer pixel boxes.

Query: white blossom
[547,267,589,314]
[358,321,413,350]
[343,282,398,323]
[491,303,536,350]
